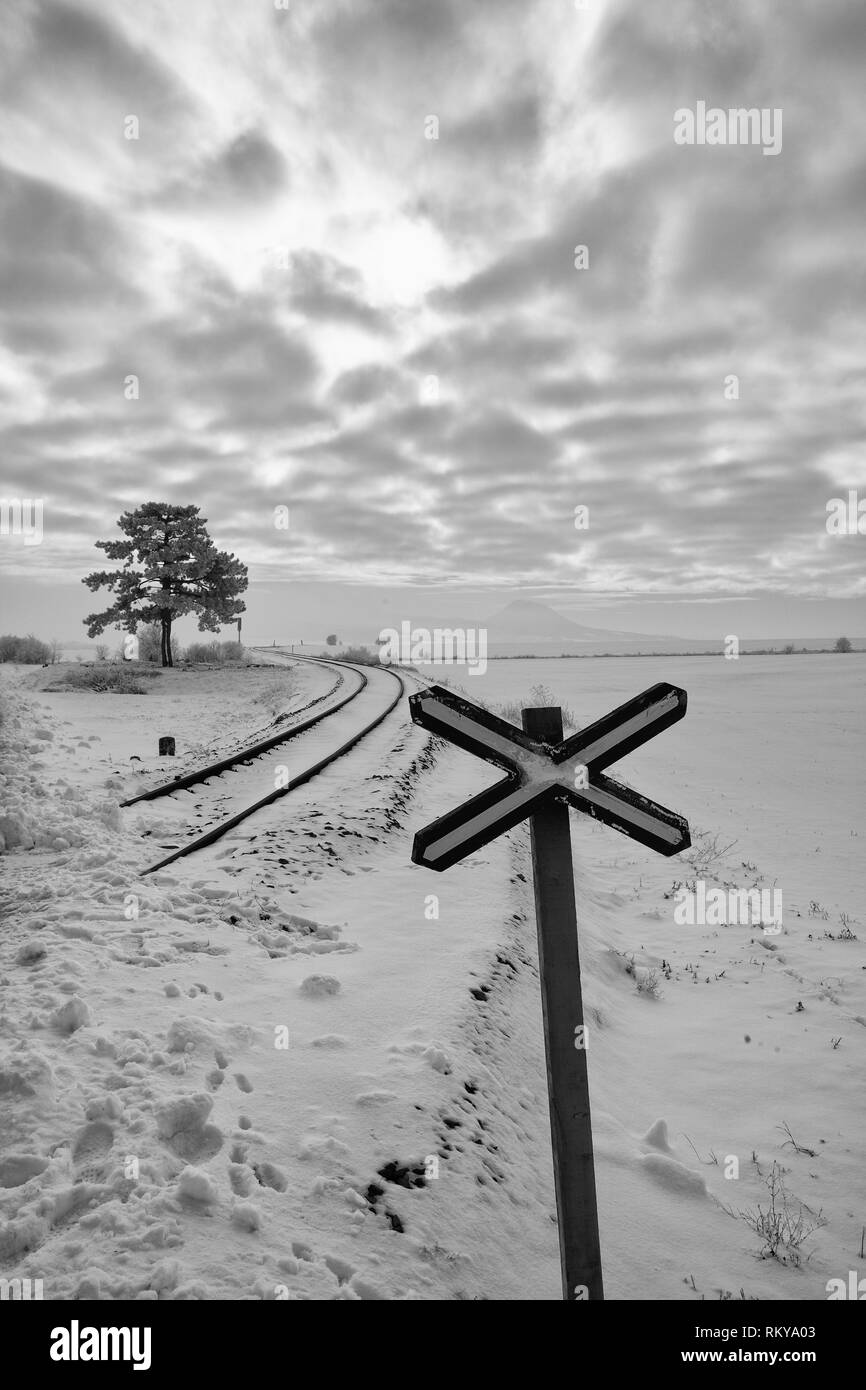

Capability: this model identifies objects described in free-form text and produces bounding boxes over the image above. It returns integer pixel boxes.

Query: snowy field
[0,653,863,1301]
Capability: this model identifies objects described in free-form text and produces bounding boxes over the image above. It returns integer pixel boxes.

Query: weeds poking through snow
[496,683,577,730]
[739,1163,826,1266]
[611,949,663,998]
[684,830,738,881]
[828,918,858,940]
[681,1134,720,1166]
[778,1122,817,1158]
[636,967,661,998]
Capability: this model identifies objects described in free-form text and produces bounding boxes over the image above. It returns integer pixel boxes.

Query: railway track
[136,653,410,875]
[121,654,363,807]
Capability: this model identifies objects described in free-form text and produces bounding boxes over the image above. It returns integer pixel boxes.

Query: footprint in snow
[71,1120,115,1182]
[228,1162,255,1197]
[0,1153,49,1188]
[253,1161,288,1192]
[299,975,341,998]
[155,1094,224,1163]
[283,1246,386,1300]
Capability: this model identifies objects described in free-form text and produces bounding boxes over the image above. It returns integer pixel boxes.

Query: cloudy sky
[1,0,864,643]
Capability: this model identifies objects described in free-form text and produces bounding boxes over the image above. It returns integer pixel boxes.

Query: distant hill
[371,598,861,657]
[481,599,672,645]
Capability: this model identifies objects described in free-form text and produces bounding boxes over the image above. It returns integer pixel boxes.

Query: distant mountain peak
[497,598,558,615]
[483,599,642,642]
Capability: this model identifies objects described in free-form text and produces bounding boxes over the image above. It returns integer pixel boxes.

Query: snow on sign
[409,682,691,1303]
[409,681,690,871]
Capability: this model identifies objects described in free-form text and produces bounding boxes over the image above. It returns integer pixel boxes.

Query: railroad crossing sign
[410,682,690,871]
[409,682,690,1302]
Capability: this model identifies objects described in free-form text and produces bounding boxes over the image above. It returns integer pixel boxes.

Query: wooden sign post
[523,703,602,1301]
[409,682,690,1301]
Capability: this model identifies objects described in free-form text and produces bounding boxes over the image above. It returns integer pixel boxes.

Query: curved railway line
[121,656,363,807]
[133,652,415,875]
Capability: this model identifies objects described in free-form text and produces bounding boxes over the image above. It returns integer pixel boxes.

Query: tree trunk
[160,614,173,667]
[161,525,173,668]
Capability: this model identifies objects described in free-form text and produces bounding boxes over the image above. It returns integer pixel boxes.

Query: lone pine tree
[83,503,248,667]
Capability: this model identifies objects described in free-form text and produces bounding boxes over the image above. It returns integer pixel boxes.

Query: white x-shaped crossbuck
[410,682,690,870]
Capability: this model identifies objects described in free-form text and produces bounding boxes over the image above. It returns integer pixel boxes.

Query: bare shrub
[185,639,245,664]
[185,641,222,663]
[0,634,52,664]
[684,830,738,881]
[331,646,380,665]
[739,1163,826,1266]
[253,675,297,717]
[60,666,154,694]
[636,968,662,999]
[497,683,578,730]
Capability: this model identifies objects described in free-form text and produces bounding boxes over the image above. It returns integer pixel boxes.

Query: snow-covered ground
[1,654,863,1300]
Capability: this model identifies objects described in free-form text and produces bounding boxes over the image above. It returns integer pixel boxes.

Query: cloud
[276,251,391,336]
[156,130,289,210]
[0,165,141,353]
[0,0,864,617]
[328,363,406,409]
